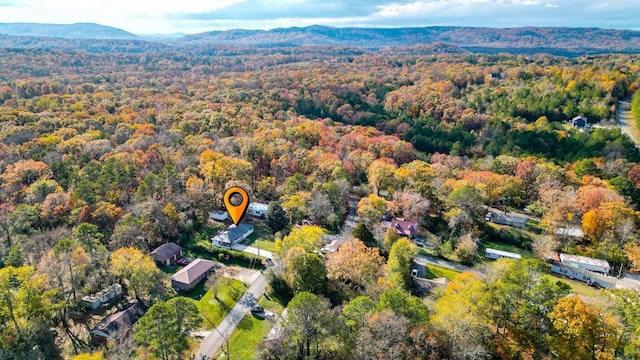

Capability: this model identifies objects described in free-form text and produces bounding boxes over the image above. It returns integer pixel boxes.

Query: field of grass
[544,274,600,297]
[215,295,285,360]
[253,239,276,254]
[424,264,461,280]
[199,278,247,329]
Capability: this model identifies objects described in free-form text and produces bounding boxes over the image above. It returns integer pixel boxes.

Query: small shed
[150,242,183,266]
[248,202,269,217]
[90,302,147,344]
[171,258,217,291]
[211,223,254,246]
[209,210,229,221]
[559,253,610,274]
[82,283,123,310]
[554,227,584,238]
[485,248,522,260]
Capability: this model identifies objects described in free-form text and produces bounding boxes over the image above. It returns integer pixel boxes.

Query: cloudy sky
[0,0,637,35]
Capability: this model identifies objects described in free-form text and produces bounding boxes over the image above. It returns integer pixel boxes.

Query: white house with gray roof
[211,223,254,246]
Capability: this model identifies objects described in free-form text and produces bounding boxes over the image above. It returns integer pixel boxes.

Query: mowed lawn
[200,278,247,329]
[424,264,461,280]
[216,295,285,360]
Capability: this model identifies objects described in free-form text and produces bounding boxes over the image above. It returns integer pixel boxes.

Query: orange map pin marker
[224,187,249,225]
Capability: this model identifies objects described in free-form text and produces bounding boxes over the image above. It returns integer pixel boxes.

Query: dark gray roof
[228,223,254,242]
[92,302,147,339]
[150,242,182,261]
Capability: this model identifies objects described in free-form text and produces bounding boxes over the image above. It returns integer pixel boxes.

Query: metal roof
[485,248,522,259]
[559,253,610,269]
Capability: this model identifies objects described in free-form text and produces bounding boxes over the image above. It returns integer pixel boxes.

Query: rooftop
[485,248,522,259]
[150,242,182,261]
[171,258,217,285]
[211,223,254,244]
[92,302,146,339]
[559,253,610,269]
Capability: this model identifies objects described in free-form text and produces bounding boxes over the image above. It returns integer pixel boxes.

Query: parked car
[411,269,418,277]
[414,239,426,247]
[250,306,264,314]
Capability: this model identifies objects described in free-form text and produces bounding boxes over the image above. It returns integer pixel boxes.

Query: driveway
[617,96,640,147]
[195,272,268,360]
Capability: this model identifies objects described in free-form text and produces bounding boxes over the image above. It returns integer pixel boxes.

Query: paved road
[195,272,268,360]
[617,96,640,147]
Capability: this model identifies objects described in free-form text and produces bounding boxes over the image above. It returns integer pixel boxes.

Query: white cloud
[0,0,638,34]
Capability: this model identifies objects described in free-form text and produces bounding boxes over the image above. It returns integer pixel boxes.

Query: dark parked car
[250,306,264,314]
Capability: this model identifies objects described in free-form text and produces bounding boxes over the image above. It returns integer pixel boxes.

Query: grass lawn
[480,240,535,258]
[424,264,461,280]
[160,265,179,276]
[253,239,276,253]
[215,295,285,360]
[544,274,600,297]
[199,278,247,329]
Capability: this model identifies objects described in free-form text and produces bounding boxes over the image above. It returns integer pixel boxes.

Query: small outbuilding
[554,227,584,239]
[248,202,269,218]
[211,223,254,246]
[90,302,147,344]
[170,258,217,291]
[82,283,123,310]
[150,242,183,266]
[485,248,522,260]
[209,210,229,221]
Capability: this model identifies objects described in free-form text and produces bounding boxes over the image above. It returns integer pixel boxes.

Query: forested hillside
[1,46,640,359]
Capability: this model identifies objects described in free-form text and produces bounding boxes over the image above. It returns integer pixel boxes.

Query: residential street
[617,96,639,147]
[195,272,268,360]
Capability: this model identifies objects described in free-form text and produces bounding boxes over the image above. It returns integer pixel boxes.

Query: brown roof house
[90,302,147,344]
[150,242,183,266]
[382,219,418,238]
[170,258,216,291]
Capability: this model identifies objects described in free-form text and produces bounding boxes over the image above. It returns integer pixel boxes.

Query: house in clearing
[170,258,217,291]
[211,223,254,246]
[150,242,183,266]
[90,302,147,344]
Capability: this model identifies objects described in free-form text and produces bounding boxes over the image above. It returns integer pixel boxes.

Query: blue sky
[0,0,637,34]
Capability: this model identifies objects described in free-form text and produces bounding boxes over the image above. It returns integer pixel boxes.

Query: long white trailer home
[485,248,522,260]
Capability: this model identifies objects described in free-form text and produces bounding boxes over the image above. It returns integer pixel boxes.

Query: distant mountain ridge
[0,22,138,40]
[0,23,639,56]
[182,25,640,53]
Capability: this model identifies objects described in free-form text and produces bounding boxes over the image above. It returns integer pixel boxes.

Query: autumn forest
[1,43,640,360]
